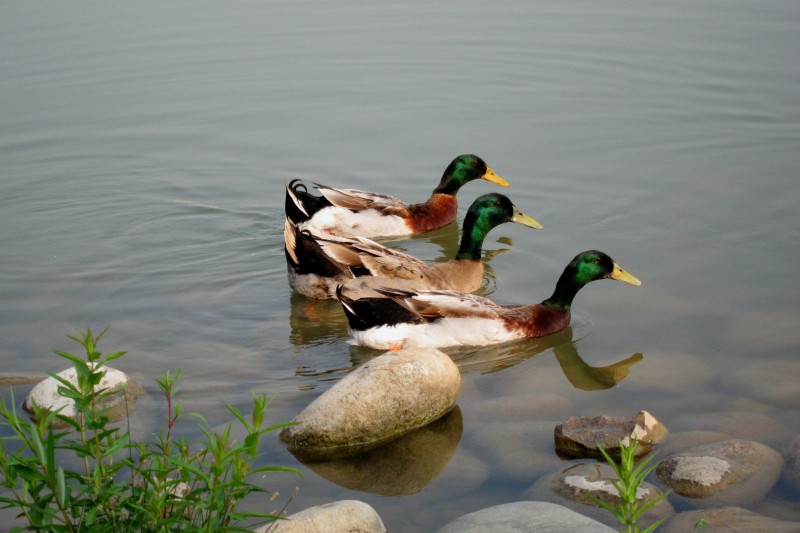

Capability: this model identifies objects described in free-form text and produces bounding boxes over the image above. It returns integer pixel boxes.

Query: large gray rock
[255,500,386,533]
[660,506,800,533]
[24,364,142,428]
[656,439,784,506]
[525,462,673,528]
[280,348,461,461]
[435,501,616,532]
[554,410,668,460]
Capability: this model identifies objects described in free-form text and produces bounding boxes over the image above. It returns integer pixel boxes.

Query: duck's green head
[545,250,641,309]
[570,250,641,287]
[434,154,509,195]
[455,193,542,260]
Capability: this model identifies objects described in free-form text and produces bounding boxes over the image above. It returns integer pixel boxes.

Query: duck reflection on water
[450,327,643,391]
[294,320,642,394]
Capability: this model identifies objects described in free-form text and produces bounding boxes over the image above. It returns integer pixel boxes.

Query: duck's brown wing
[315,184,411,217]
[377,288,507,321]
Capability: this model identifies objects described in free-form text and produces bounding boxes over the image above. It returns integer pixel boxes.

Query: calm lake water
[2,1,799,530]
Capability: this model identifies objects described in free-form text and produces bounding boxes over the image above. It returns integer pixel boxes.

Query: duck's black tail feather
[284,220,347,278]
[285,179,332,224]
[336,285,423,331]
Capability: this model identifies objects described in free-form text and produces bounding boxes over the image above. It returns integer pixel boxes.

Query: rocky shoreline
[276,348,800,532]
[25,349,800,532]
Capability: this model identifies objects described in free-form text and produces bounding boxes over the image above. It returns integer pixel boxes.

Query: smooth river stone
[554,410,668,460]
[24,364,143,428]
[435,501,616,533]
[525,462,674,528]
[656,439,784,506]
[255,500,386,533]
[280,347,461,461]
[661,506,800,533]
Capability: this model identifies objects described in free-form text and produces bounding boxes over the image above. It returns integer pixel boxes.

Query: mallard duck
[336,250,641,349]
[285,193,542,299]
[285,154,509,238]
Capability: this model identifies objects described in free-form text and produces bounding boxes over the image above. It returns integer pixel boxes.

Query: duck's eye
[470,159,480,167]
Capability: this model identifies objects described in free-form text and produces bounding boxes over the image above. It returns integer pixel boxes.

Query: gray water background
[1,1,799,530]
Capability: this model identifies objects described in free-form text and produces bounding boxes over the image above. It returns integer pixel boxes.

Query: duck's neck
[433,175,464,196]
[406,194,457,233]
[541,268,586,310]
[455,211,490,261]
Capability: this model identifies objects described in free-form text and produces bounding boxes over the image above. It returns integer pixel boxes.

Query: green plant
[0,327,299,532]
[593,439,670,533]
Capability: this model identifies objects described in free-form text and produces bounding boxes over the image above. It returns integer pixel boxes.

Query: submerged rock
[554,410,668,460]
[470,419,564,482]
[660,430,732,456]
[256,500,386,533]
[526,462,674,528]
[435,501,616,533]
[782,435,800,495]
[656,439,783,506]
[23,364,143,428]
[280,347,461,461]
[0,372,45,386]
[730,360,800,408]
[675,410,788,448]
[660,506,800,533]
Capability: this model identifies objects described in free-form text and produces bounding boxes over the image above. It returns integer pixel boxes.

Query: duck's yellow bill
[482,167,509,187]
[611,263,641,286]
[511,207,543,229]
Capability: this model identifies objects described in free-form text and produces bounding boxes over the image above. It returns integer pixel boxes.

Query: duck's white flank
[300,206,410,238]
[347,317,521,350]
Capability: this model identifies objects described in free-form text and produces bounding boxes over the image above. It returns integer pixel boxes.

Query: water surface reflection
[295,406,463,496]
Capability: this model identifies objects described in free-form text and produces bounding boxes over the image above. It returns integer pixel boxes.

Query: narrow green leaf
[642,517,666,533]
[260,421,297,433]
[224,401,248,429]
[45,431,57,482]
[102,350,127,365]
[636,491,670,515]
[56,466,66,507]
[251,465,302,476]
[85,504,98,525]
[589,494,622,519]
[51,349,86,367]
[28,429,46,464]
[95,325,110,342]
[190,412,209,426]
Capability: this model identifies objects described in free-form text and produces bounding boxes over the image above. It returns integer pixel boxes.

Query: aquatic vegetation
[594,438,669,533]
[0,328,298,532]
